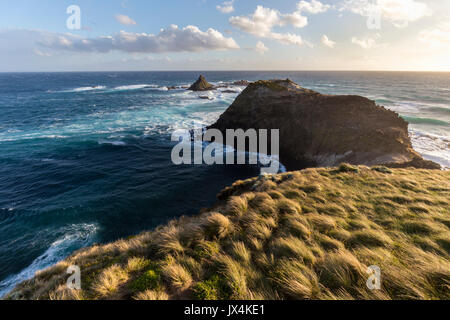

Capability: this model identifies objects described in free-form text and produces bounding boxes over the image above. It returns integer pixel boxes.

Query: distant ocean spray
[0,71,448,296]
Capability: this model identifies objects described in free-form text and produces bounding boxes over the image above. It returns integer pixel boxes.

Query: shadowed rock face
[209,79,440,170]
[188,75,215,91]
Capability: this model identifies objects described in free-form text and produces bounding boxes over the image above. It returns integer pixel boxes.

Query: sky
[0,0,449,71]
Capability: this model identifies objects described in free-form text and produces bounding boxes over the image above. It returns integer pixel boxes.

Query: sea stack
[209,79,440,170]
[188,75,215,91]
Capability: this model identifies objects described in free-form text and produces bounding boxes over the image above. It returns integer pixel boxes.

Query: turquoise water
[0,71,449,296]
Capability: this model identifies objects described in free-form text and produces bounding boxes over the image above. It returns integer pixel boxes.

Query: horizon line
[1,70,450,73]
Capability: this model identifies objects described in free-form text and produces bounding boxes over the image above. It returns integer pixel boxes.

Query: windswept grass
[5,166,449,300]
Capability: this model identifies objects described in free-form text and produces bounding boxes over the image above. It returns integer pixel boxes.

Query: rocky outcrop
[188,76,250,91]
[232,80,250,86]
[188,75,215,91]
[209,79,440,170]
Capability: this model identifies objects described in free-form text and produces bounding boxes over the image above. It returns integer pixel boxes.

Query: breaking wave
[0,223,99,298]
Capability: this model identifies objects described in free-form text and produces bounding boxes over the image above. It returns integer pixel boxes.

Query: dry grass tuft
[348,230,393,248]
[162,262,193,290]
[226,196,248,217]
[127,257,150,273]
[133,290,169,300]
[92,265,129,297]
[307,214,336,232]
[214,254,248,299]
[271,236,316,265]
[315,250,365,292]
[230,242,252,264]
[153,224,185,256]
[272,259,318,299]
[202,213,232,239]
[277,198,302,215]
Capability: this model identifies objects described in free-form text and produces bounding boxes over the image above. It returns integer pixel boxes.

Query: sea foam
[0,223,99,298]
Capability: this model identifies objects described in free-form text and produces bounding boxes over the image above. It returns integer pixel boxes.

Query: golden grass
[92,265,129,298]
[5,166,449,300]
[133,290,169,300]
[161,262,193,290]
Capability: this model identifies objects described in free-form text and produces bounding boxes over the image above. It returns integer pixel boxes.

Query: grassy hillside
[5,165,449,300]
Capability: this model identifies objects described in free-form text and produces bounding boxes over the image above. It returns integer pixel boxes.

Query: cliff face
[209,79,440,170]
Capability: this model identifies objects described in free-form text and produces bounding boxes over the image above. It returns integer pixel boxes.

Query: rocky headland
[209,79,440,170]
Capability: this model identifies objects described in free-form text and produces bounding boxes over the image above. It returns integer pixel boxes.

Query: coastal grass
[5,166,449,300]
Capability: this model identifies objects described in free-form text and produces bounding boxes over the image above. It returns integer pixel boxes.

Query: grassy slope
[6,165,450,300]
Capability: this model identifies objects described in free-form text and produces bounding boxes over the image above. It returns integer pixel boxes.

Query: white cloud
[33,49,52,57]
[340,0,432,28]
[321,35,335,48]
[283,12,309,28]
[255,41,268,54]
[115,14,137,25]
[37,25,239,53]
[269,32,304,46]
[418,21,450,48]
[297,0,330,14]
[217,1,235,14]
[229,1,329,46]
[351,35,379,49]
[230,6,286,37]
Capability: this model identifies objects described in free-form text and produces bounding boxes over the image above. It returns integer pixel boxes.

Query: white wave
[112,84,158,91]
[218,87,242,93]
[410,129,450,169]
[0,223,99,298]
[98,139,127,146]
[70,86,106,92]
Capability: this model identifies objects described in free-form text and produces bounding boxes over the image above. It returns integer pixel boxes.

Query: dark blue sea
[0,71,449,295]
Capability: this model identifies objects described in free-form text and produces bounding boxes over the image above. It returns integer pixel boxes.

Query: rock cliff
[209,79,440,170]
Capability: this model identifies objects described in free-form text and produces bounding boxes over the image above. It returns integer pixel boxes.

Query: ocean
[0,71,449,296]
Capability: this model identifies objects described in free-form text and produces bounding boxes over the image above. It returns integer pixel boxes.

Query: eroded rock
[209,79,440,170]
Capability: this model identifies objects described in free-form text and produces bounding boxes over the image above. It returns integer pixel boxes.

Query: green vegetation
[129,267,161,292]
[193,275,230,300]
[5,166,449,300]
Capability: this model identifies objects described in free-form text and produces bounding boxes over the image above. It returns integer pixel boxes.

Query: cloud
[351,35,379,49]
[115,14,137,25]
[229,1,329,46]
[230,6,290,37]
[33,48,52,57]
[217,1,235,14]
[269,32,304,46]
[321,35,335,48]
[418,21,450,48]
[297,0,330,14]
[255,41,268,54]
[37,25,239,53]
[340,0,432,28]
